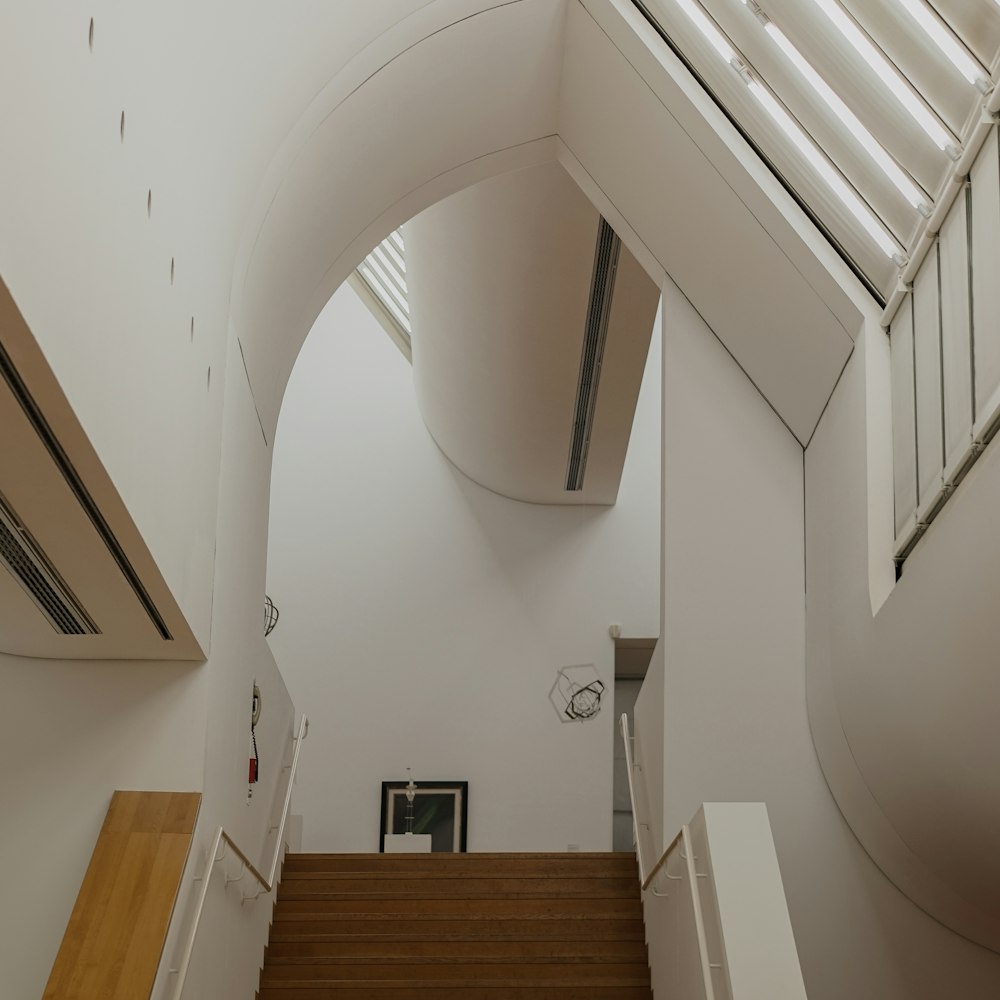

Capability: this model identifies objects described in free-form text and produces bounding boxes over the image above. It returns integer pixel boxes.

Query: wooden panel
[43,790,201,1000]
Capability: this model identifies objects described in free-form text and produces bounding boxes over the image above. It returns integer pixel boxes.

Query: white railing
[619,713,807,1000]
[621,713,719,997]
[165,714,309,1000]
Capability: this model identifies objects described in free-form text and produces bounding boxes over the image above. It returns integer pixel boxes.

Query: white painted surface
[561,0,858,444]
[912,244,943,514]
[938,187,974,476]
[642,829,711,1000]
[806,321,1000,963]
[695,803,807,1000]
[0,654,207,1000]
[405,161,658,505]
[2,1,999,996]
[890,295,917,538]
[654,274,1000,998]
[265,284,661,852]
[971,128,1000,430]
[150,333,299,1000]
[384,834,433,854]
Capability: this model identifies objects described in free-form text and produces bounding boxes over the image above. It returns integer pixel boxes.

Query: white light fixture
[747,81,903,261]
[674,0,735,62]
[750,11,930,212]
[809,0,957,155]
[897,0,991,91]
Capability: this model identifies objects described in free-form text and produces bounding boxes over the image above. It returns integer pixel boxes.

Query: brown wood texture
[258,852,650,1000]
[43,790,201,1000]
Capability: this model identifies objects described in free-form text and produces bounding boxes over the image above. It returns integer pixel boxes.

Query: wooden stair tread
[259,853,649,998]
[268,923,646,942]
[257,988,653,999]
[262,974,651,986]
[274,899,641,915]
[265,948,648,962]
[284,853,637,860]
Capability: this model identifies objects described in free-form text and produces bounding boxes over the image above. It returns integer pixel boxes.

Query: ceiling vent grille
[0,492,99,635]
[566,217,621,491]
[0,337,171,639]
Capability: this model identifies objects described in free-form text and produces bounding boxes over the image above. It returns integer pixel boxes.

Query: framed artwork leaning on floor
[379,780,468,852]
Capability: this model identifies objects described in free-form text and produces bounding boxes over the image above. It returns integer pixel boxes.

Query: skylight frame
[356,230,412,337]
[666,0,907,263]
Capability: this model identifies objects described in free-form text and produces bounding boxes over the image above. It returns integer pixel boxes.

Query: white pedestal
[383,833,433,853]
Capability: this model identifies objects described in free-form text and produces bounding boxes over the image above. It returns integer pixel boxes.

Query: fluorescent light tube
[747,81,901,259]
[674,0,735,63]
[809,0,954,152]
[896,0,988,88]
[760,20,929,211]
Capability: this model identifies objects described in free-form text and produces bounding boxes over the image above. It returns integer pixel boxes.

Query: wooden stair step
[273,897,642,917]
[282,857,637,877]
[260,962,650,985]
[267,918,646,941]
[257,987,653,1000]
[278,878,637,899]
[265,940,648,960]
[283,852,637,862]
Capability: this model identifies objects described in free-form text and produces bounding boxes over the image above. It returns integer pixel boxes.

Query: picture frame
[379,780,468,853]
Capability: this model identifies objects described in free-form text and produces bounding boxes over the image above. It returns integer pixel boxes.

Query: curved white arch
[230,0,1000,954]
[231,0,568,437]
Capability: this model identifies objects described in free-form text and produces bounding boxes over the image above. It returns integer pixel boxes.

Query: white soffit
[0,281,202,660]
[634,0,1000,300]
[405,161,659,505]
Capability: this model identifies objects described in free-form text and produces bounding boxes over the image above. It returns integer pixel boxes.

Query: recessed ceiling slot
[566,216,621,491]
[0,337,173,639]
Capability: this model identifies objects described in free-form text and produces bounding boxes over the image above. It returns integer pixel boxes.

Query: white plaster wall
[804,339,1000,991]
[0,1,452,649]
[265,284,660,852]
[0,655,207,1000]
[654,275,1000,999]
[150,333,299,1000]
[0,333,301,1000]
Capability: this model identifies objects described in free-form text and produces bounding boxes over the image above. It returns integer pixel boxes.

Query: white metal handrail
[166,713,309,1000]
[620,713,683,891]
[620,713,720,998]
[619,712,649,883]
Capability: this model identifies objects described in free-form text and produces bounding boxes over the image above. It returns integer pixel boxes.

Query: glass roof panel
[636,0,1000,299]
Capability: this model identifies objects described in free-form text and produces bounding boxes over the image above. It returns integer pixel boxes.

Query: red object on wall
[249,758,258,783]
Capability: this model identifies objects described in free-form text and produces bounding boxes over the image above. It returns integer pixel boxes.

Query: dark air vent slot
[0,337,172,639]
[0,493,99,635]
[566,216,621,491]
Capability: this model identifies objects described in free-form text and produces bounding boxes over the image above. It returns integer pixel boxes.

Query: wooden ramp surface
[43,790,201,1000]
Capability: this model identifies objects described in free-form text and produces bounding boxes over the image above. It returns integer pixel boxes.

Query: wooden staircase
[258,851,651,999]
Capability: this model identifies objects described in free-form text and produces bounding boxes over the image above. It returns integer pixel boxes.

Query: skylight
[357,230,411,336]
[635,0,1000,298]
